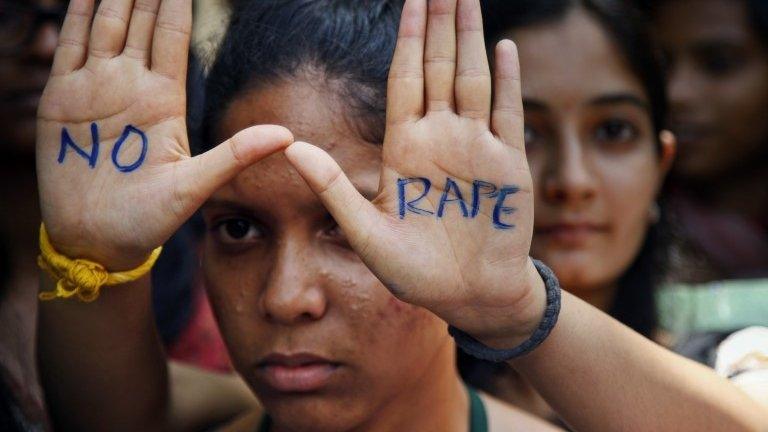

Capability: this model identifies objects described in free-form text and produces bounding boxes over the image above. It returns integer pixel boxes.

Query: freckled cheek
[202,247,269,367]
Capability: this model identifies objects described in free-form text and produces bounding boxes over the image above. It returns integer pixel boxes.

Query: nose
[261,240,328,325]
[541,130,597,207]
[29,22,59,62]
[667,61,698,114]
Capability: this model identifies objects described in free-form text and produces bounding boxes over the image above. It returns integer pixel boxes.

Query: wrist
[449,258,561,362]
[472,258,548,349]
[43,222,155,272]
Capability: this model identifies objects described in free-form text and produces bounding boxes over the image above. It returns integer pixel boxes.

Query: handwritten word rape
[397,178,519,230]
[58,123,148,173]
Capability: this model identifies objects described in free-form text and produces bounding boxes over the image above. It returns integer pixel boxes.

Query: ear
[657,130,677,182]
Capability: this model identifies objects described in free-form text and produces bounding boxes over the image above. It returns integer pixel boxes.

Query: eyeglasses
[0,1,66,55]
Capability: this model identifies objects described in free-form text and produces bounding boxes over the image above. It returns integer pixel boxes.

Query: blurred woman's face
[510,9,667,308]
[201,80,453,431]
[656,0,768,180]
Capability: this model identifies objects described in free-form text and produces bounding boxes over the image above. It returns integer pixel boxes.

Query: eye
[594,118,639,146]
[524,124,542,149]
[213,218,263,244]
[324,217,351,247]
[698,50,744,77]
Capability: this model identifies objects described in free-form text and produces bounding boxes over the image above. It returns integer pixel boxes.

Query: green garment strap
[256,386,488,432]
[468,386,489,432]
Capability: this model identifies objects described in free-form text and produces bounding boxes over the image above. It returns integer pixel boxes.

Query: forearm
[511,292,768,432]
[38,274,171,431]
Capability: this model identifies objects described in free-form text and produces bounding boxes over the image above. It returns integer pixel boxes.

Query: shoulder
[482,392,564,432]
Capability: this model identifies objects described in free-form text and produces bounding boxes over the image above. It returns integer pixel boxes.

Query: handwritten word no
[397,178,519,230]
[58,123,148,173]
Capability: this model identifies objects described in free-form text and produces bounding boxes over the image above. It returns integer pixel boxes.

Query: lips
[257,353,340,393]
[535,223,608,246]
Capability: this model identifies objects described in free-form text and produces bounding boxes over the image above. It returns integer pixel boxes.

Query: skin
[655,0,768,190]
[205,80,468,431]
[35,0,768,431]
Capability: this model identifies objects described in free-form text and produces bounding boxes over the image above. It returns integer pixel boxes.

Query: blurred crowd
[0,0,766,430]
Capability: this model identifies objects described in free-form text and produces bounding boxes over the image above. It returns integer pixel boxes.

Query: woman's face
[511,9,670,308]
[202,80,452,431]
[656,0,768,180]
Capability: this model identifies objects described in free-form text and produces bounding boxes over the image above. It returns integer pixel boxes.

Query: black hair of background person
[459,0,671,389]
[202,0,404,152]
[635,0,768,48]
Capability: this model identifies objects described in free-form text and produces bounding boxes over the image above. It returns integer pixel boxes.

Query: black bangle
[448,259,562,362]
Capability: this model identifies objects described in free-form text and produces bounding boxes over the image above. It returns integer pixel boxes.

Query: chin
[263,395,365,432]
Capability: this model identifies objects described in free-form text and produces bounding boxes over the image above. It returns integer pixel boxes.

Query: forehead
[215,79,381,210]
[656,0,753,48]
[509,8,645,107]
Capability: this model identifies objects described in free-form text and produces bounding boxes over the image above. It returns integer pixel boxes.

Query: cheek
[597,154,658,271]
[201,242,268,370]
[716,67,768,141]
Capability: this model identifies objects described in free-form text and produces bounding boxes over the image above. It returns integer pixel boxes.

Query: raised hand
[36,0,292,270]
[286,0,544,343]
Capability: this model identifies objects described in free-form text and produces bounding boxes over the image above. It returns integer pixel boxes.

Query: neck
[675,159,768,219]
[355,338,468,432]
[571,283,617,314]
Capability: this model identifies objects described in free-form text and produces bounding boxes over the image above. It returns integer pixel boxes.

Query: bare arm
[510,289,768,432]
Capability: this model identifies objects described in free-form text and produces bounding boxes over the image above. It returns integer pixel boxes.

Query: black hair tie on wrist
[449,259,562,362]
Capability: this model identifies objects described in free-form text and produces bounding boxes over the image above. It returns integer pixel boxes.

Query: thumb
[176,124,293,205]
[284,141,382,255]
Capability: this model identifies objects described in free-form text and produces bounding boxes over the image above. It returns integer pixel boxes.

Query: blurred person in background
[463,0,764,424]
[0,1,64,429]
[643,0,768,405]
[647,0,768,284]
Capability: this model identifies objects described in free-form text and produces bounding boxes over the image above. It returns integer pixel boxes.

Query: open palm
[37,0,292,270]
[287,0,539,337]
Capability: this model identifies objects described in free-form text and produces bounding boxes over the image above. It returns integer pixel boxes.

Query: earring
[648,202,661,224]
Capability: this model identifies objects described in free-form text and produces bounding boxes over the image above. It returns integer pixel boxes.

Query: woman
[459,0,678,421]
[35,0,765,431]
[649,0,768,281]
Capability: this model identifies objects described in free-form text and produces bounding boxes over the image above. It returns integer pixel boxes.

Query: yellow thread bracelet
[37,224,162,302]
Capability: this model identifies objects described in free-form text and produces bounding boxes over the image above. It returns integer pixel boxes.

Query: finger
[387,0,427,125]
[455,0,491,122]
[51,0,94,75]
[175,125,294,208]
[124,0,161,64]
[491,40,525,150]
[424,0,458,112]
[88,0,134,60]
[151,0,192,80]
[284,142,382,258]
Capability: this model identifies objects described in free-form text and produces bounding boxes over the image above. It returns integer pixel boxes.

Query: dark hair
[637,0,768,49]
[201,0,404,153]
[747,0,768,47]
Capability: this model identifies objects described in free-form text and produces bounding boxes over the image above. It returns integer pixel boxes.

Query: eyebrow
[523,93,649,114]
[588,94,650,112]
[201,199,256,214]
[202,186,379,212]
[522,99,550,113]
